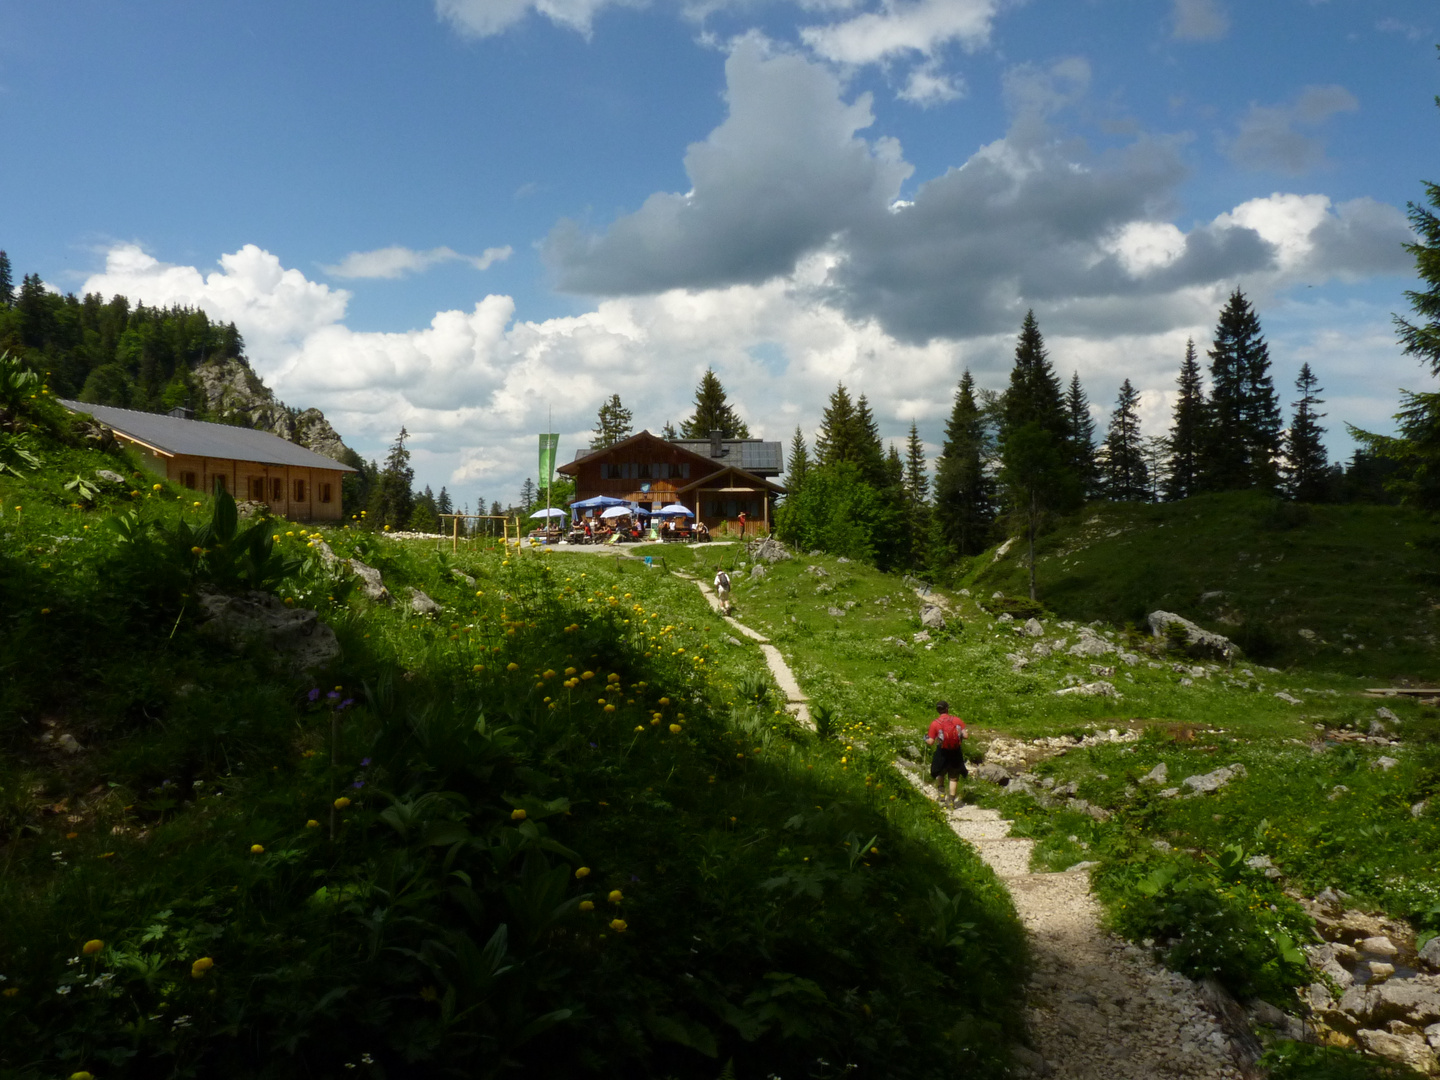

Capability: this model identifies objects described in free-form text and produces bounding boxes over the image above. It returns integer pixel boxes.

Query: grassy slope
[967,492,1440,681]
[0,426,1026,1078]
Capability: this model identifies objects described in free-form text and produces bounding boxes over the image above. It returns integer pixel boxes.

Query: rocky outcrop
[196,590,340,673]
[348,559,392,603]
[747,537,791,563]
[1146,611,1238,661]
[191,358,354,464]
[1180,763,1246,795]
[920,604,946,630]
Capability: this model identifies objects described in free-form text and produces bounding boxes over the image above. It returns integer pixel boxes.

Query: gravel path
[902,770,1252,1079]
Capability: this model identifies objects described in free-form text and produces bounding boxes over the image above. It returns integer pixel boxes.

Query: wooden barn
[60,400,356,522]
[558,430,785,534]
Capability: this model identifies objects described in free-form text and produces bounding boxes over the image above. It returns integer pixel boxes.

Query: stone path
[900,767,1252,1079]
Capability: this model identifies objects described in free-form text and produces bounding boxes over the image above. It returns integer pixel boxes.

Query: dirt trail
[901,768,1252,1079]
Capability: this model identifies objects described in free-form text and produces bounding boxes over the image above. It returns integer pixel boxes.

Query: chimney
[709,429,723,458]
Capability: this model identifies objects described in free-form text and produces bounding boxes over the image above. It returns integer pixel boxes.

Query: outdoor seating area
[557,495,712,545]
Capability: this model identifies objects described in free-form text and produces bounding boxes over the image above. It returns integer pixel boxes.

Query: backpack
[715,572,730,589]
[936,715,964,749]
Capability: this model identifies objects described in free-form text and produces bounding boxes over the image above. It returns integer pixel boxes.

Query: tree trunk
[1027,489,1038,602]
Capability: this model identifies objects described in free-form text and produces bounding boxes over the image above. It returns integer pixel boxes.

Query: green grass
[0,407,1027,1078]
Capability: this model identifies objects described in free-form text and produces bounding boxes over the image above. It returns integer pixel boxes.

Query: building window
[213,474,227,494]
[249,477,266,501]
[318,482,333,504]
[271,478,284,502]
[293,479,307,502]
[180,470,198,489]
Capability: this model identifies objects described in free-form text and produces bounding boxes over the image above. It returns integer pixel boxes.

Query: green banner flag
[537,433,559,489]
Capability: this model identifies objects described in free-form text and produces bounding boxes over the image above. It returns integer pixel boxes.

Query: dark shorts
[931,746,967,779]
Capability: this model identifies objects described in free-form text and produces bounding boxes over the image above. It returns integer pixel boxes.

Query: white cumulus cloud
[800,0,998,66]
[321,244,512,280]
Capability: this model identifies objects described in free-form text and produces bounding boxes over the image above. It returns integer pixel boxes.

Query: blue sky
[1,0,1435,505]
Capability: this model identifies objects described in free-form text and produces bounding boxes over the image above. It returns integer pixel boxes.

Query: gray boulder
[1355,1029,1438,1073]
[409,589,442,617]
[1181,763,1246,795]
[1066,629,1114,658]
[1275,691,1303,705]
[1053,680,1118,698]
[452,568,476,587]
[1140,762,1169,785]
[1021,617,1044,637]
[1419,937,1440,973]
[974,762,1012,784]
[1373,756,1400,771]
[827,605,846,618]
[196,590,340,673]
[94,469,127,485]
[348,559,392,603]
[920,604,946,630]
[311,539,341,569]
[749,564,767,580]
[1146,610,1238,661]
[748,537,791,563]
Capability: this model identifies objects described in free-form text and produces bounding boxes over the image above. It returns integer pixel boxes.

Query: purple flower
[327,690,340,701]
[341,699,355,710]
[307,688,321,702]
[360,757,371,767]
[589,742,598,749]
[352,780,365,789]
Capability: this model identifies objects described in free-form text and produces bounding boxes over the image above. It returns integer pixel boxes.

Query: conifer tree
[786,426,810,495]
[902,422,932,569]
[591,394,634,449]
[437,487,453,516]
[0,250,12,307]
[679,368,750,438]
[1000,311,1068,444]
[519,478,538,512]
[854,394,888,486]
[1063,372,1099,498]
[1100,379,1149,501]
[1199,290,1282,491]
[933,371,994,560]
[1164,339,1206,500]
[369,427,415,529]
[661,420,678,440]
[1284,363,1330,502]
[409,486,440,533]
[815,383,862,467]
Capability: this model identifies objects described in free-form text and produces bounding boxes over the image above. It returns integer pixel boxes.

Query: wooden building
[60,400,356,522]
[558,430,785,534]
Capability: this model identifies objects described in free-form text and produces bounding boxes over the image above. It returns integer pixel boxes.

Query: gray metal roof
[671,439,783,474]
[59,400,356,472]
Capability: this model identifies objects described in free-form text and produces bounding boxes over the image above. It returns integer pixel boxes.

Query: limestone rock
[920,604,946,630]
[190,358,355,463]
[311,539,341,568]
[1140,762,1169,785]
[1145,610,1238,661]
[827,605,845,618]
[347,559,391,603]
[805,564,829,578]
[1355,1028,1439,1072]
[1066,628,1114,658]
[912,630,931,643]
[747,537,791,563]
[1419,937,1440,972]
[409,589,441,616]
[94,468,127,485]
[749,564,767,580]
[1377,706,1401,725]
[196,590,340,673]
[451,568,476,587]
[1021,617,1044,637]
[1275,691,1303,705]
[1053,680,1118,698]
[1361,936,1399,957]
[1181,763,1246,795]
[974,762,1012,784]
[1374,756,1400,771]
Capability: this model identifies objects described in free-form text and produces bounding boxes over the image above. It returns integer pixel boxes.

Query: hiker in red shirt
[925,701,968,809]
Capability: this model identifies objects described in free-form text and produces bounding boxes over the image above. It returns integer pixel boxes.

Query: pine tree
[1284,363,1330,502]
[1199,291,1282,492]
[0,250,12,308]
[661,420,678,440]
[1000,311,1068,444]
[519,478,538,512]
[933,371,994,561]
[854,394,888,486]
[786,427,810,495]
[815,383,862,467]
[369,428,415,529]
[408,486,440,533]
[591,394,634,449]
[436,486,453,516]
[679,368,750,439]
[1063,372,1098,498]
[490,500,504,517]
[1164,339,1207,500]
[1141,436,1170,501]
[902,422,932,570]
[1100,379,1149,501]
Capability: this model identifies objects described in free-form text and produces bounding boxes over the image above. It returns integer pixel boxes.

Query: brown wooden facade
[558,431,784,534]
[128,443,346,521]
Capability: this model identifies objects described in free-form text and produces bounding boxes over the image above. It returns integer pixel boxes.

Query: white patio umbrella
[654,503,695,517]
[529,508,566,518]
[601,505,643,519]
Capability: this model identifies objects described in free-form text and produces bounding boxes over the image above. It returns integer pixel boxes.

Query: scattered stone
[912,630,931,643]
[827,605,846,618]
[1298,628,1317,641]
[451,568,476,587]
[1180,678,1194,687]
[1089,664,1115,677]
[196,590,340,673]
[1140,762,1168,785]
[310,539,341,568]
[749,564,767,580]
[1360,936,1399,957]
[1422,939,1440,974]
[1145,610,1238,661]
[1415,800,1431,819]
[1066,628,1114,658]
[725,635,743,647]
[1158,787,1181,799]
[805,564,829,578]
[1180,763,1246,795]
[920,604,946,630]
[1374,756,1400,771]
[974,762,1012,784]
[1053,680,1118,698]
[747,536,791,563]
[94,469,127,484]
[1245,854,1281,879]
[836,556,850,564]
[997,612,1014,623]
[1427,1021,1440,1051]
[1021,617,1044,637]
[1275,691,1303,705]
[1355,1028,1439,1073]
[58,733,83,753]
[1328,785,1350,801]
[408,589,441,617]
[1377,706,1401,724]
[1370,962,1396,980]
[348,559,392,603]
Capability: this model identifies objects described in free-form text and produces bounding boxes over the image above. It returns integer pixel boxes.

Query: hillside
[967,492,1440,682]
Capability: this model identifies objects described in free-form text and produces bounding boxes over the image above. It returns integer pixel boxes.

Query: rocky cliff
[190,359,355,464]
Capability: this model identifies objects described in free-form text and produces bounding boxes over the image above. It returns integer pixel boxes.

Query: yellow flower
[250,844,265,854]
[635,725,645,731]
[543,669,556,679]
[579,900,595,912]
[511,808,527,821]
[659,697,670,706]
[1,988,17,998]
[71,1073,94,1080]
[575,866,591,878]
[565,667,577,676]
[607,673,620,683]
[603,704,616,713]
[334,796,351,809]
[581,671,595,680]
[152,483,162,491]
[609,918,628,933]
[473,664,485,672]
[191,957,214,979]
[608,889,623,904]
[306,819,320,829]
[507,662,519,672]
[82,939,104,955]
[669,724,682,734]
[40,608,50,616]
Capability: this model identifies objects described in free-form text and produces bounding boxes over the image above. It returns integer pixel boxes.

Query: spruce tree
[933,371,994,560]
[1284,363,1330,502]
[815,383,862,467]
[903,422,932,570]
[519,478,538,511]
[1200,290,1282,491]
[369,428,415,529]
[0,250,12,307]
[854,394,888,486]
[1164,339,1206,500]
[591,394,634,449]
[661,420,678,440]
[786,426,810,495]
[408,486,440,533]
[679,368,750,438]
[1100,379,1149,501]
[1000,311,1068,444]
[436,486,453,516]
[1063,372,1099,499]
